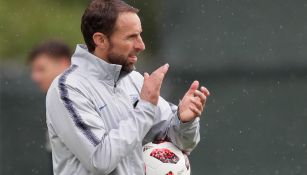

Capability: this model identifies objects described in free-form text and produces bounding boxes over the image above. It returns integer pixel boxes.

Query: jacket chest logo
[129,94,139,106]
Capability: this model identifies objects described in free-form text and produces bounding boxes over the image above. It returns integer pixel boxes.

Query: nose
[135,35,145,52]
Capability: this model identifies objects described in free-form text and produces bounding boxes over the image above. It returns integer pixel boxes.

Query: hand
[140,64,169,105]
[178,80,210,123]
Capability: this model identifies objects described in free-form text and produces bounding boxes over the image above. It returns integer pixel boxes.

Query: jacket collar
[71,44,126,87]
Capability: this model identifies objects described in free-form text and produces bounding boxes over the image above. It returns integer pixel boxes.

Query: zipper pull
[113,83,116,93]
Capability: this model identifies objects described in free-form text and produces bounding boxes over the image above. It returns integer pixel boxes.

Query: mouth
[128,55,138,63]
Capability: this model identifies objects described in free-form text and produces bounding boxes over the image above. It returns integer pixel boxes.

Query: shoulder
[56,65,91,89]
[47,65,90,99]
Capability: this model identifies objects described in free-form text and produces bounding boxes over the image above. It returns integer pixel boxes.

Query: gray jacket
[46,44,200,175]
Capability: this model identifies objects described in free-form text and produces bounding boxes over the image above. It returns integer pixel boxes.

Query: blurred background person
[28,40,71,93]
[28,40,71,174]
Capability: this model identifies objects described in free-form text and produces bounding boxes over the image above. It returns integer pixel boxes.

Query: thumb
[187,80,199,95]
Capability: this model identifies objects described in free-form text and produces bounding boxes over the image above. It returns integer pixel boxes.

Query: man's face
[31,54,69,92]
[106,12,145,72]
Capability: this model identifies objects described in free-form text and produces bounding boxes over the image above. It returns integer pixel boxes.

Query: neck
[93,48,110,63]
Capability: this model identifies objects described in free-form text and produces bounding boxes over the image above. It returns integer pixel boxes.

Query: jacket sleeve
[46,81,156,174]
[143,98,200,153]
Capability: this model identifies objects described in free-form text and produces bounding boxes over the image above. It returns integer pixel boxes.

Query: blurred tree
[0,0,89,61]
[0,0,161,62]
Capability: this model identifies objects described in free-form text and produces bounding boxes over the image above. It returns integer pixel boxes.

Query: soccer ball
[143,141,191,175]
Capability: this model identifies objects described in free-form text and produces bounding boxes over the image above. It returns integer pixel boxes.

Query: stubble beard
[107,52,134,72]
[107,44,134,73]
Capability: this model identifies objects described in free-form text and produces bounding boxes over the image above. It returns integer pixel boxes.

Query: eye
[128,34,138,39]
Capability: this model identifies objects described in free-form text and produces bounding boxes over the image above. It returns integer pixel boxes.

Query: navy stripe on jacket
[58,64,100,146]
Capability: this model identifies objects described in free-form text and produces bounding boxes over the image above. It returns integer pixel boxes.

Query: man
[29,40,71,93]
[46,0,210,174]
[28,40,71,174]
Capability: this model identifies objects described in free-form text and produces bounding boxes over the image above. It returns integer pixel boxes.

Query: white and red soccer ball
[143,141,191,175]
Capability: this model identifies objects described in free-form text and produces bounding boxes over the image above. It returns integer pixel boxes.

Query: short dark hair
[81,0,139,52]
[28,40,72,63]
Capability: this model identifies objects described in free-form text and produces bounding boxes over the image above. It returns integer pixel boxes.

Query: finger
[186,80,199,96]
[143,72,149,81]
[144,72,149,78]
[200,86,210,96]
[150,64,169,84]
[189,105,202,116]
[162,63,169,74]
[194,90,207,104]
[159,63,169,79]
[152,63,169,75]
[191,98,204,112]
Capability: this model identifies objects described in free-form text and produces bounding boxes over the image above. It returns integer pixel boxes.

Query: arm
[46,83,156,174]
[166,102,200,153]
[144,81,209,153]
[169,80,210,152]
[143,98,200,153]
[131,66,209,152]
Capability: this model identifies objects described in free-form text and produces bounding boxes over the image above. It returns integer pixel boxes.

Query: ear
[93,32,109,50]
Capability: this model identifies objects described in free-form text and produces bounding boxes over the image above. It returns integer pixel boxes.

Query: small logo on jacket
[99,104,107,111]
[129,94,139,104]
